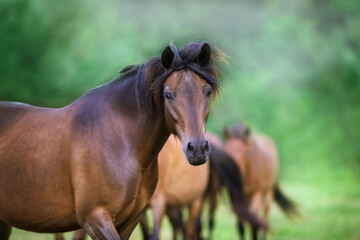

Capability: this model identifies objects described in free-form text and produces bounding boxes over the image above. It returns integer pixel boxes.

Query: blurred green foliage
[1,0,360,239]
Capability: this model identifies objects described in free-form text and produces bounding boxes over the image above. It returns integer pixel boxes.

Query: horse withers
[0,42,224,240]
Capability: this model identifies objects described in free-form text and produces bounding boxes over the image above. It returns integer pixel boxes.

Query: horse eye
[205,89,213,98]
[164,92,174,100]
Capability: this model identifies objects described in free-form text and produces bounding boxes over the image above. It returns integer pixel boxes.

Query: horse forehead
[182,71,205,87]
[166,71,205,90]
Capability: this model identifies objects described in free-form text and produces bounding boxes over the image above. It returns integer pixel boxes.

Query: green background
[1,0,359,239]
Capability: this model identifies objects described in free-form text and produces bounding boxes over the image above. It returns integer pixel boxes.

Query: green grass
[8,179,360,240]
[207,181,360,240]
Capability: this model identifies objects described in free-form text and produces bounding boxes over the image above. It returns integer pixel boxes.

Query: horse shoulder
[69,133,158,226]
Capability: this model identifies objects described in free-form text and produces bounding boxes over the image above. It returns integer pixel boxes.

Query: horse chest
[110,162,158,228]
[72,146,159,231]
[165,160,209,207]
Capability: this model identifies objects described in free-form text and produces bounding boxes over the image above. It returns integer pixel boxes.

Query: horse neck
[113,75,171,168]
[72,75,171,169]
[132,117,170,169]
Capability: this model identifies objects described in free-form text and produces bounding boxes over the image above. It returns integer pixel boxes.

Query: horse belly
[0,187,77,232]
[0,169,77,232]
[246,155,278,193]
[0,150,76,231]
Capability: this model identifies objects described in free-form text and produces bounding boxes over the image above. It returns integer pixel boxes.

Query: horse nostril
[187,142,195,153]
[201,140,210,153]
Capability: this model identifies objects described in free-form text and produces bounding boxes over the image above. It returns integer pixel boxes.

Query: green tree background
[1,0,359,239]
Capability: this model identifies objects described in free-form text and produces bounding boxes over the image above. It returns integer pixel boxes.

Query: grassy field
[9,177,360,240]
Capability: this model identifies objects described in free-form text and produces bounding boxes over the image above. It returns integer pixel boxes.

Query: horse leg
[233,203,245,240]
[81,208,120,240]
[238,223,245,240]
[185,197,202,240]
[208,191,217,240]
[150,195,166,240]
[118,214,143,240]
[0,221,11,240]
[167,208,185,240]
[177,210,187,239]
[261,189,273,240]
[251,225,258,240]
[250,191,263,240]
[167,209,178,240]
[54,233,65,240]
[139,211,151,240]
[73,229,87,240]
[195,214,202,240]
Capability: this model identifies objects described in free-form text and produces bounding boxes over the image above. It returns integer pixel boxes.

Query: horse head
[160,43,217,165]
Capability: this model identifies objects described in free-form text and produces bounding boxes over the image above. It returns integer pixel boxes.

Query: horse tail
[208,144,268,231]
[274,183,300,218]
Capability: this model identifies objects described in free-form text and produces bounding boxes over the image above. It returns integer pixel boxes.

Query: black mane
[96,42,226,118]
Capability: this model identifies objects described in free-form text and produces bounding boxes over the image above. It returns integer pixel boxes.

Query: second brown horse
[140,135,208,240]
[140,134,267,240]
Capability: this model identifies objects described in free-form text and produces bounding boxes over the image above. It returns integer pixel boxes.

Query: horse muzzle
[183,137,211,165]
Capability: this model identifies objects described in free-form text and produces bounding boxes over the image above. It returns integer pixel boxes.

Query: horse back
[0,102,33,134]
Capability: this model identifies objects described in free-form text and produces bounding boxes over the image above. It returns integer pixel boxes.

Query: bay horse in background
[0,42,225,240]
[224,123,299,240]
[197,133,268,240]
[140,134,267,240]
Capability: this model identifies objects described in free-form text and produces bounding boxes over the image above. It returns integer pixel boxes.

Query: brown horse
[224,123,299,239]
[0,42,225,240]
[140,133,267,240]
[198,133,269,240]
[140,135,209,240]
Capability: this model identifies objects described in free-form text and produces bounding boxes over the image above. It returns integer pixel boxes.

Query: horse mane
[86,42,225,119]
[134,42,225,118]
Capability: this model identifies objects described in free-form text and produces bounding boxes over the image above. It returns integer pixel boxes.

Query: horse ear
[198,42,211,66]
[161,46,175,69]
